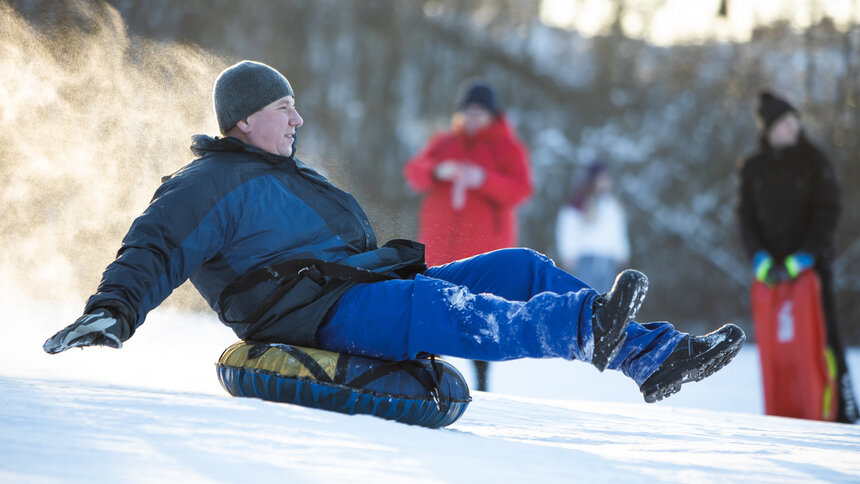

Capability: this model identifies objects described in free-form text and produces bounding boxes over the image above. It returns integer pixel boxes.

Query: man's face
[243,95,303,157]
[767,112,801,150]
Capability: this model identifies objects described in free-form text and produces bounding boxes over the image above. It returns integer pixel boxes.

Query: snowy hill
[2,296,859,483]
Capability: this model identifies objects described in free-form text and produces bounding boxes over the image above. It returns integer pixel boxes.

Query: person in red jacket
[404,80,533,391]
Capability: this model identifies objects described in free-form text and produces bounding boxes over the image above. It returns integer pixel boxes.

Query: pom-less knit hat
[757,91,797,132]
[456,80,500,116]
[213,60,294,134]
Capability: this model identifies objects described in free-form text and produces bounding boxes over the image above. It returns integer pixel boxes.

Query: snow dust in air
[0,3,227,311]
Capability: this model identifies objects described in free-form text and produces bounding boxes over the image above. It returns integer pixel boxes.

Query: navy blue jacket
[85,135,424,345]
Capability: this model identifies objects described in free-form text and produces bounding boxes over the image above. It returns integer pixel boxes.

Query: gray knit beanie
[213,60,294,134]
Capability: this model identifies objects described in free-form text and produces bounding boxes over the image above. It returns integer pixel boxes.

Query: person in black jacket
[42,60,745,404]
[738,91,858,423]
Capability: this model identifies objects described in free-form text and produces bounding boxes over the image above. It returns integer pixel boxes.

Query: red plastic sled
[751,270,837,421]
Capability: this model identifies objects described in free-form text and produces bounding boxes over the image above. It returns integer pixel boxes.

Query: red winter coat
[404,116,533,266]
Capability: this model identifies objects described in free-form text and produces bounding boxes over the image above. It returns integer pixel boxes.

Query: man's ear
[235,118,252,134]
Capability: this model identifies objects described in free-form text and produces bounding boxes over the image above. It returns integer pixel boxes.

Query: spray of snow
[0,3,226,310]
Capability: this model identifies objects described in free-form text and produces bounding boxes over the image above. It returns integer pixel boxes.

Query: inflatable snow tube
[216,341,471,428]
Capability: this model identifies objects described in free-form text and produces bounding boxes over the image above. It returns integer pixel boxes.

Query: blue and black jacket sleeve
[84,170,233,335]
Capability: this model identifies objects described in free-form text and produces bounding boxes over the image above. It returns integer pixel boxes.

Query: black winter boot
[640,323,746,403]
[591,269,649,372]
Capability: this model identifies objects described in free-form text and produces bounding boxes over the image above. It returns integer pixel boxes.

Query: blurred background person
[404,80,533,392]
[556,161,630,293]
[737,91,858,424]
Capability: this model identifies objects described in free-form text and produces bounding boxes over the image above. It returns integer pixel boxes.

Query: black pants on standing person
[474,360,489,392]
[817,259,859,423]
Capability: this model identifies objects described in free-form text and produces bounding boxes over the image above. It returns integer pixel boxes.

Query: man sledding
[44,60,744,405]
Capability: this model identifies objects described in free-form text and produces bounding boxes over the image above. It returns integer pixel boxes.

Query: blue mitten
[785,252,814,279]
[753,251,773,283]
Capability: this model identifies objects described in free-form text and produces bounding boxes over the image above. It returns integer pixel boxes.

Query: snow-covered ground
[2,294,859,483]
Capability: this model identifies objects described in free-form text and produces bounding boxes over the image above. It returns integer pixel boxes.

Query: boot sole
[592,271,648,372]
[642,326,746,403]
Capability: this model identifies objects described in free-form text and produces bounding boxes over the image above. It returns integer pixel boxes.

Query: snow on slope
[2,295,859,483]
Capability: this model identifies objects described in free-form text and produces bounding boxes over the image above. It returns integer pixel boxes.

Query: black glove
[767,265,790,285]
[43,308,129,354]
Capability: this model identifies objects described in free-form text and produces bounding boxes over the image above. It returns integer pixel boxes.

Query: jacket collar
[190,134,295,165]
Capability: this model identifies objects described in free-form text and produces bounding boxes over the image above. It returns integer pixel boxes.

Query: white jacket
[555,195,630,268]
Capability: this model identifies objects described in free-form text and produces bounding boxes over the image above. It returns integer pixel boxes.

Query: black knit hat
[457,81,499,116]
[213,60,294,134]
[757,91,797,132]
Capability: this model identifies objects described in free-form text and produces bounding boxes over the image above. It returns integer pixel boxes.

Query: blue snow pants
[317,248,685,385]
